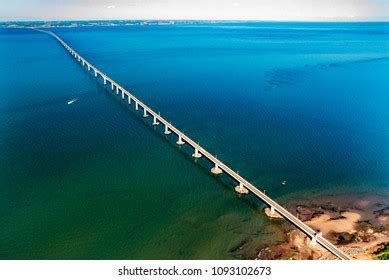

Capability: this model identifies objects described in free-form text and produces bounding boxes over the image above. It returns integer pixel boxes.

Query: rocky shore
[257,194,389,260]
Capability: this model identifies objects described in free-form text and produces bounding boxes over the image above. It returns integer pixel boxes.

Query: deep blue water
[0,21,388,259]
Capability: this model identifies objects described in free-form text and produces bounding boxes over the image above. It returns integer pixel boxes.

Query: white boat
[67,98,78,105]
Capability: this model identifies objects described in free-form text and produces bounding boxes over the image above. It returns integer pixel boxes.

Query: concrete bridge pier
[235,182,249,194]
[82,60,85,66]
[176,135,185,145]
[87,65,90,71]
[309,232,322,246]
[164,124,171,135]
[94,70,97,77]
[270,206,275,215]
[152,116,160,126]
[116,87,119,95]
[128,95,131,105]
[211,163,223,174]
[103,77,107,85]
[111,83,114,91]
[121,90,125,100]
[135,102,139,110]
[192,148,202,158]
[143,108,148,118]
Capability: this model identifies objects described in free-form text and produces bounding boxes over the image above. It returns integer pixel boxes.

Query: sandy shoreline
[306,211,361,235]
[257,194,389,260]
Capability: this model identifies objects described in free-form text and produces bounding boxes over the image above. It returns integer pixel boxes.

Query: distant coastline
[0,20,179,29]
[2,20,389,29]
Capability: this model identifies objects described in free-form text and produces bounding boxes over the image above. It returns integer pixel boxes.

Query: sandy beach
[306,211,361,235]
[258,194,389,260]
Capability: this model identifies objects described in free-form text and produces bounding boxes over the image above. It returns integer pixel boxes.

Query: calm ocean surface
[0,22,388,259]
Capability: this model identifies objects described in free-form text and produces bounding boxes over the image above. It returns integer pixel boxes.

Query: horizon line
[2,18,389,23]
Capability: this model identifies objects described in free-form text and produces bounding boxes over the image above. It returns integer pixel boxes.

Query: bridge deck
[35,28,351,260]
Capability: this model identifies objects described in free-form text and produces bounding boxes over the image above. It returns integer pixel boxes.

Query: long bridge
[35,28,351,260]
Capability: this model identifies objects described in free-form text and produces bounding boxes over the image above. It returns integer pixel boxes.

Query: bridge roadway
[35,28,351,260]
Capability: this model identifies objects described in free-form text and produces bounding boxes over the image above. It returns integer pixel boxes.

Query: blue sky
[1,0,389,21]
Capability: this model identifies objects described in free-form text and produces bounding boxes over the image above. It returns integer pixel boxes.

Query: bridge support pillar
[235,182,249,194]
[164,125,171,135]
[121,90,124,99]
[87,65,90,71]
[135,102,139,110]
[270,206,275,215]
[176,135,185,145]
[82,60,85,66]
[94,70,97,77]
[309,232,322,247]
[116,87,119,95]
[128,95,131,105]
[111,83,114,91]
[211,163,223,175]
[192,148,202,158]
[143,108,148,118]
[152,115,160,126]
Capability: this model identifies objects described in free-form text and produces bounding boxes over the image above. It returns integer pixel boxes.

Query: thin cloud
[107,5,115,9]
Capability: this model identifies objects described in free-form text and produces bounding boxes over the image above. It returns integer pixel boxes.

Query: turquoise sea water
[0,22,388,259]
